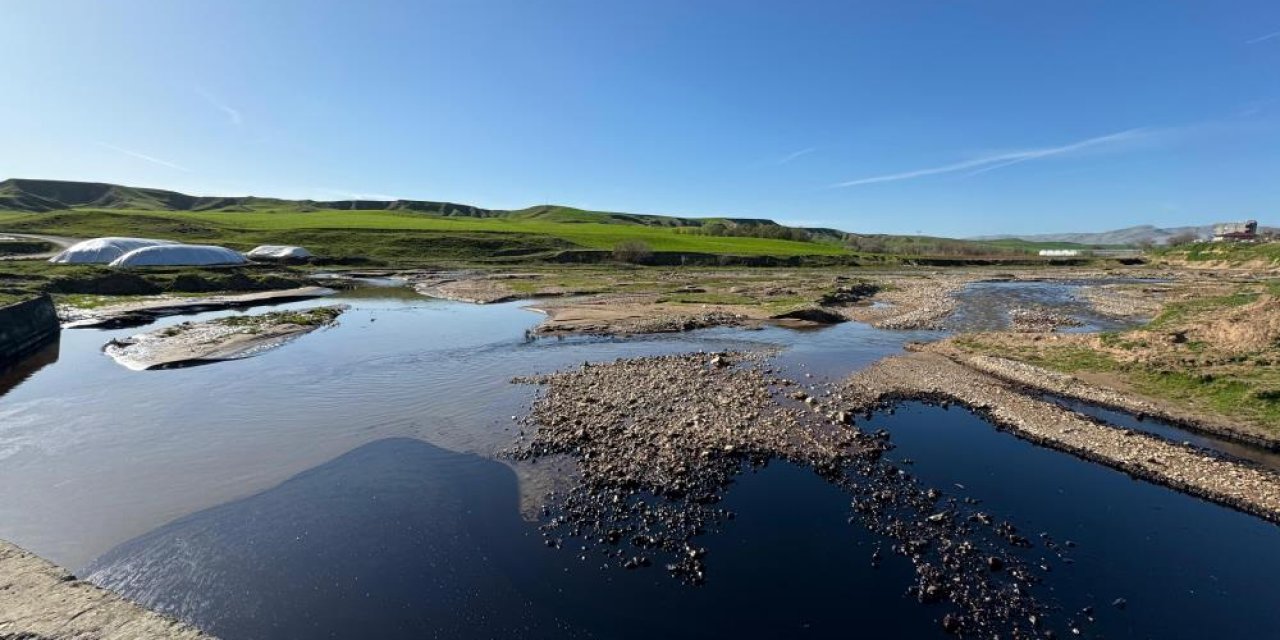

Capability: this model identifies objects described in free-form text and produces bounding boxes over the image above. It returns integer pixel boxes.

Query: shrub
[612,240,653,264]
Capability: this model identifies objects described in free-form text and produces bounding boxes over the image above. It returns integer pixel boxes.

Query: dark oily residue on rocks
[508,351,1072,638]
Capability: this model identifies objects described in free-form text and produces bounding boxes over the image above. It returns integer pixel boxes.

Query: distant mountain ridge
[972,223,1273,246]
[0,178,781,230]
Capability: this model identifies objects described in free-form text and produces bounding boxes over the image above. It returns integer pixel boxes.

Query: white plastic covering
[48,237,178,264]
[246,245,313,260]
[108,244,248,267]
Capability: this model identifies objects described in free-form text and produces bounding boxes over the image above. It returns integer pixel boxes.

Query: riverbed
[2,282,1278,638]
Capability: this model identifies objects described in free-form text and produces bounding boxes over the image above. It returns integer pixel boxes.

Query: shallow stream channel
[2,280,1278,639]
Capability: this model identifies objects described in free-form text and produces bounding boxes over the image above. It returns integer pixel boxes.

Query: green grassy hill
[0,208,847,264]
[0,178,1091,266]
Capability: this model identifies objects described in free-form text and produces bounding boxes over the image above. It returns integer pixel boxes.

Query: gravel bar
[840,352,1280,524]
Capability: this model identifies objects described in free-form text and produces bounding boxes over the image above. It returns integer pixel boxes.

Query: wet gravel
[842,352,1280,524]
[508,352,1075,638]
[1008,307,1085,333]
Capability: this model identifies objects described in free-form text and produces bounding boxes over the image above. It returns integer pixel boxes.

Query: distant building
[1038,249,1082,257]
[1213,220,1258,242]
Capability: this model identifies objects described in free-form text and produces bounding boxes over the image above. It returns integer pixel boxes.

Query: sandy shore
[0,540,210,639]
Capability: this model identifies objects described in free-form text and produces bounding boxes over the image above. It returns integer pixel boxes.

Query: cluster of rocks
[1008,307,1085,333]
[508,352,1066,637]
[1076,283,1167,320]
[843,275,974,330]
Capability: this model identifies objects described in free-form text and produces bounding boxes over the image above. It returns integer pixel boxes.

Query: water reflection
[86,438,939,640]
[0,290,925,569]
[0,338,60,397]
[872,403,1280,639]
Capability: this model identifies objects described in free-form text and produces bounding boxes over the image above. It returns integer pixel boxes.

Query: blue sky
[1,1,1278,236]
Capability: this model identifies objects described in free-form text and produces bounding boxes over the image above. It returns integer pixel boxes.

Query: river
[2,282,1277,638]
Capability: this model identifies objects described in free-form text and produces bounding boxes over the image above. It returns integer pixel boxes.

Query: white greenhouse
[246,245,314,260]
[108,244,249,267]
[48,237,178,264]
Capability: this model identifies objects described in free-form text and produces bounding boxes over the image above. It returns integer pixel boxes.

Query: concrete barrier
[0,295,60,364]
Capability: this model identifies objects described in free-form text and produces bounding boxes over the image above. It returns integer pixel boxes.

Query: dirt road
[0,232,79,261]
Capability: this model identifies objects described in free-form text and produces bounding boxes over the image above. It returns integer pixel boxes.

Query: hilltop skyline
[2,1,1278,236]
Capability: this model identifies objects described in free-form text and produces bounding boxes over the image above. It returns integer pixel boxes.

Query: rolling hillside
[0,178,784,229]
[0,178,1098,265]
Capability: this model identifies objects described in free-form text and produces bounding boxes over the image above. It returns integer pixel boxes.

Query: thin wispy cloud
[96,142,190,172]
[195,86,243,126]
[1246,29,1280,44]
[776,147,815,165]
[829,128,1146,188]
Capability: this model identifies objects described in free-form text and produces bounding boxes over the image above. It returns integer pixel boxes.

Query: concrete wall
[0,295,60,364]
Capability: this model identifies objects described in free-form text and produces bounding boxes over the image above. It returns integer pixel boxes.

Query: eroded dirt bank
[0,540,210,639]
[837,351,1280,523]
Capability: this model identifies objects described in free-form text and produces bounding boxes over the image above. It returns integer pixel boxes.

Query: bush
[612,240,653,264]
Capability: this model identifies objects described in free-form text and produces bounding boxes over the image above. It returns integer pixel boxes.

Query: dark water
[0,288,931,568]
[5,284,1280,639]
[1043,394,1280,472]
[871,403,1280,638]
[0,338,60,397]
[86,438,938,639]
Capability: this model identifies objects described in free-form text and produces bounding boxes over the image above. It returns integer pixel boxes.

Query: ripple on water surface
[4,286,1280,640]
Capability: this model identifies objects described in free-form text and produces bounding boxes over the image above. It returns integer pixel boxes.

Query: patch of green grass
[215,306,343,328]
[1098,331,1148,350]
[1158,241,1280,265]
[1131,368,1280,428]
[656,292,756,305]
[1146,292,1258,330]
[0,209,850,265]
